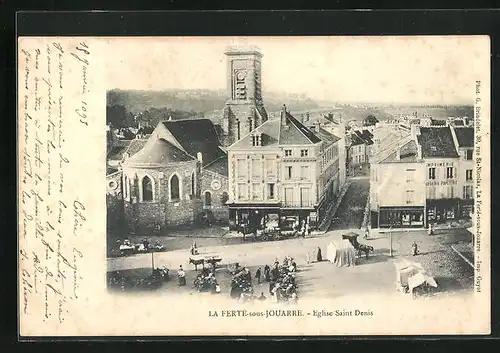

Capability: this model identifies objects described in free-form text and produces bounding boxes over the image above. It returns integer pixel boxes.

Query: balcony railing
[281,200,316,208]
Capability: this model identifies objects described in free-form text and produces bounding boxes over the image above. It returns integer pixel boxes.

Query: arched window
[191,172,195,196]
[221,191,229,204]
[170,174,180,201]
[204,191,212,207]
[142,175,153,201]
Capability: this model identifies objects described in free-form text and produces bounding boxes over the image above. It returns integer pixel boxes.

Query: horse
[189,257,205,271]
[357,244,374,258]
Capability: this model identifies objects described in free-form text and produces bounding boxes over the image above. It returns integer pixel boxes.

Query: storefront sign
[425,180,457,186]
[426,162,455,167]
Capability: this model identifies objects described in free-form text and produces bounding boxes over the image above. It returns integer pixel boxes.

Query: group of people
[230,267,254,300]
[116,238,164,255]
[294,217,311,238]
[194,269,221,294]
[267,257,299,304]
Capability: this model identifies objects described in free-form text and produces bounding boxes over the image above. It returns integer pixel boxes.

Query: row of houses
[370,124,474,228]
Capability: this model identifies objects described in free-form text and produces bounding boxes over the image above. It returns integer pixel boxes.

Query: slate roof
[230,111,329,149]
[204,155,229,177]
[279,112,322,145]
[350,133,366,146]
[230,119,281,149]
[125,139,148,158]
[162,119,226,167]
[126,137,195,165]
[454,127,474,148]
[417,127,459,158]
[107,142,131,161]
[316,127,341,145]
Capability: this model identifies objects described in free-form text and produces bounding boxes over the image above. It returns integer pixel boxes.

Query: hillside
[106,89,322,115]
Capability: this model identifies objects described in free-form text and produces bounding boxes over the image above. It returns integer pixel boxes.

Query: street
[329,177,370,231]
[108,226,474,299]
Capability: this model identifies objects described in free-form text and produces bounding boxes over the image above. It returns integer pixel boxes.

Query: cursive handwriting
[19,39,89,327]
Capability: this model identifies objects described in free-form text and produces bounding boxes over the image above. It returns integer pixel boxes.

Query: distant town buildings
[346,129,374,174]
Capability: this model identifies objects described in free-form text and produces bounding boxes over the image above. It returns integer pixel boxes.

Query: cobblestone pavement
[328,177,370,231]
[369,227,474,293]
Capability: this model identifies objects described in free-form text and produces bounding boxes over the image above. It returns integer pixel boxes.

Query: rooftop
[417,127,459,158]
[126,137,195,165]
[453,127,474,148]
[162,119,226,166]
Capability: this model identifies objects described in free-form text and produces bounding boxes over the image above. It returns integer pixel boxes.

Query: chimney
[306,111,310,122]
[281,105,288,126]
[315,121,321,132]
[196,152,203,166]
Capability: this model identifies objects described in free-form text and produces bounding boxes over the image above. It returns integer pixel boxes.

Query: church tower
[220,46,268,147]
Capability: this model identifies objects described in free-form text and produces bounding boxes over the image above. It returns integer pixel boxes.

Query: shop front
[378,206,425,228]
[458,199,474,219]
[227,203,281,231]
[426,199,460,224]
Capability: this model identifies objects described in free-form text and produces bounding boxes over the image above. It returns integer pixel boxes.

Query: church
[106,46,270,231]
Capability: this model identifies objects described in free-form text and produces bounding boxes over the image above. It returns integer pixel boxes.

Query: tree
[363,115,379,126]
[107,105,135,128]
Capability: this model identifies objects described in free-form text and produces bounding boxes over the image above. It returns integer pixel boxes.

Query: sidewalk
[370,220,473,236]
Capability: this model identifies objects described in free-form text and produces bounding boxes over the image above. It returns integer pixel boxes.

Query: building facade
[370,124,474,228]
[226,106,342,231]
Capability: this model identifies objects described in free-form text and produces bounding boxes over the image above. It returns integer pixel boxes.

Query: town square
[105,39,475,304]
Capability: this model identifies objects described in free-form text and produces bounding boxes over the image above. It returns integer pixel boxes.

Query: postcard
[18,35,491,336]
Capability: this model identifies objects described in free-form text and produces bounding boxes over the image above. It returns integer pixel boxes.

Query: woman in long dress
[316,247,322,262]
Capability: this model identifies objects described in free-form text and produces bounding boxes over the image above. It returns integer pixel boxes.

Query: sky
[99,36,489,104]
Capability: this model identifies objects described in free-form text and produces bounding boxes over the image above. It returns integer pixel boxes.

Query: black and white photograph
[18,34,491,336]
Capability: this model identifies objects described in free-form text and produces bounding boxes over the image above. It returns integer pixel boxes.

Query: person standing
[177,265,186,286]
[255,267,262,284]
[412,241,419,256]
[316,247,323,262]
[264,265,271,282]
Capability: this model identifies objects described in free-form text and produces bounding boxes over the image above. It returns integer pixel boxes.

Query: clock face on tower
[236,70,246,81]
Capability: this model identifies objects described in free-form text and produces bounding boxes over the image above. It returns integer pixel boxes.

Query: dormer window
[251,133,262,147]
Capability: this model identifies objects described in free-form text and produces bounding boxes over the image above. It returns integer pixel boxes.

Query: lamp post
[151,249,155,275]
[389,223,394,257]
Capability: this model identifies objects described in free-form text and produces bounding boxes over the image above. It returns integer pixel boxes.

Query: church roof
[204,155,229,177]
[162,119,226,166]
[125,139,148,158]
[126,137,195,165]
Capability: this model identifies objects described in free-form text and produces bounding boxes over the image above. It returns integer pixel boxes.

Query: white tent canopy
[326,240,356,267]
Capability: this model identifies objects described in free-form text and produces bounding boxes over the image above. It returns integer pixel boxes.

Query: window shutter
[454,167,457,179]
